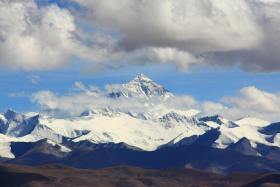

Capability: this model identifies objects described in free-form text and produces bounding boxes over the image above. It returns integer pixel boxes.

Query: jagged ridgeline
[1,75,280,174]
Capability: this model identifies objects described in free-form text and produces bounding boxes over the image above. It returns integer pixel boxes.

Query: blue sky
[1,0,280,120]
[1,62,279,112]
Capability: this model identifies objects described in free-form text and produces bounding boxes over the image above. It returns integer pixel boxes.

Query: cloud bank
[201,86,280,121]
[1,0,280,71]
[32,81,280,122]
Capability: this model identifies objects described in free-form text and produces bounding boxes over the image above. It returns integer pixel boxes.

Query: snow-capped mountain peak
[107,74,173,98]
[0,76,280,166]
[132,73,153,82]
[235,117,270,127]
[0,110,39,137]
[4,109,22,121]
[199,115,224,126]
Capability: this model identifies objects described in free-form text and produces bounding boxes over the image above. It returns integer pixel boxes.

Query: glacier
[0,74,279,161]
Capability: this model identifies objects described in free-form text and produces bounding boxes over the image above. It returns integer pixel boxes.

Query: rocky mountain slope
[1,74,280,174]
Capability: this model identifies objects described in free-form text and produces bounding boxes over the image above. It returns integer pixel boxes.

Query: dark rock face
[260,122,280,135]
[1,109,280,177]
[5,138,280,175]
[0,110,39,137]
[227,137,259,157]
[199,115,224,125]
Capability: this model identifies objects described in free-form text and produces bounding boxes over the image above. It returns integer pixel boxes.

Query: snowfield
[0,74,279,158]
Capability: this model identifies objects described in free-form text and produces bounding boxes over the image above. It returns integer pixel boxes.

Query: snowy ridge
[0,107,277,157]
[0,74,279,160]
[46,139,71,153]
[39,112,208,151]
[107,74,173,98]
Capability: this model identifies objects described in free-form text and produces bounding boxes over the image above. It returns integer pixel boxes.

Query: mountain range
[1,74,280,174]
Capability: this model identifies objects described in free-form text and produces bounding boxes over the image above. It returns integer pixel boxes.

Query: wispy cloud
[9,91,26,98]
[31,80,280,122]
[29,75,41,85]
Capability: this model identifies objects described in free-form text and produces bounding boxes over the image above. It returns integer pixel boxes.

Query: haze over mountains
[1,74,280,174]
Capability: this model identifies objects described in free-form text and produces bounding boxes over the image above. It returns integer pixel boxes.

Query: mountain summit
[133,73,153,82]
[108,74,172,98]
[1,75,280,174]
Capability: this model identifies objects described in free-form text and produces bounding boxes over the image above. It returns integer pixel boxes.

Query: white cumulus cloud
[1,0,280,72]
[31,80,280,122]
[0,1,76,70]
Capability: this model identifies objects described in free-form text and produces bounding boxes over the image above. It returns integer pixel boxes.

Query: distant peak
[80,110,95,117]
[5,109,16,114]
[107,74,172,98]
[133,74,153,82]
[199,115,224,125]
[4,109,18,120]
